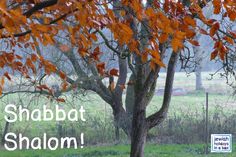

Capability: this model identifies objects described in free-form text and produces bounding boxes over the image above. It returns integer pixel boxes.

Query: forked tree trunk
[130,66,149,157]
[130,52,178,157]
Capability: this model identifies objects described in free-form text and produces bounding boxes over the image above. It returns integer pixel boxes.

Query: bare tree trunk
[194,46,204,90]
[130,101,147,157]
[195,66,203,90]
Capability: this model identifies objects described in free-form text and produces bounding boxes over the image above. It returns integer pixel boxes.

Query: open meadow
[0,72,235,156]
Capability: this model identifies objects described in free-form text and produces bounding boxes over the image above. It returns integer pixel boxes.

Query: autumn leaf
[4,72,11,81]
[96,62,105,75]
[0,1,11,17]
[183,16,196,27]
[91,47,102,61]
[141,52,148,63]
[5,53,14,63]
[56,98,65,103]
[228,10,236,21]
[59,71,66,80]
[31,54,38,62]
[158,33,168,43]
[26,58,36,73]
[188,40,200,46]
[61,81,68,91]
[212,0,221,14]
[210,49,218,60]
[109,68,119,76]
[185,29,196,38]
[210,22,220,36]
[223,36,234,45]
[36,85,51,91]
[171,38,183,52]
[228,30,236,37]
[1,77,5,86]
[219,45,228,60]
[175,31,186,40]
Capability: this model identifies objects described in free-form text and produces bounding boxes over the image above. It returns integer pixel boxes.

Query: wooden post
[205,92,209,154]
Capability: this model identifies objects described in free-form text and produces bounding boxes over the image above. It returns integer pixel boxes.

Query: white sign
[211,134,232,153]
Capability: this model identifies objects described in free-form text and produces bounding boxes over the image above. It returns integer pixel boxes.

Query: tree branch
[147,51,178,129]
[97,30,121,55]
[0,0,58,30]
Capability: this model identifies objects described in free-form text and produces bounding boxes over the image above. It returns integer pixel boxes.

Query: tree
[0,1,236,157]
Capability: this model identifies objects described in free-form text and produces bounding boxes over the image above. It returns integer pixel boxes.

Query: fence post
[205,92,209,155]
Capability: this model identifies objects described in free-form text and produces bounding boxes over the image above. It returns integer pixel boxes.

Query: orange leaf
[34,24,49,33]
[141,52,148,63]
[4,72,11,81]
[109,69,119,76]
[59,71,66,80]
[1,77,5,86]
[219,45,228,60]
[175,31,186,40]
[31,54,38,62]
[91,47,102,61]
[171,38,183,52]
[210,22,220,36]
[228,10,236,21]
[183,16,196,27]
[229,31,236,38]
[36,85,50,91]
[185,29,196,38]
[223,36,234,45]
[188,40,200,46]
[56,98,65,102]
[96,62,105,75]
[61,82,68,91]
[0,1,11,17]
[159,33,168,43]
[212,0,221,14]
[26,58,36,73]
[210,49,218,60]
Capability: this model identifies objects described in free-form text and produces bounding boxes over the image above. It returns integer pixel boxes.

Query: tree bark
[130,120,147,157]
[193,46,204,90]
[195,67,203,90]
[130,97,148,157]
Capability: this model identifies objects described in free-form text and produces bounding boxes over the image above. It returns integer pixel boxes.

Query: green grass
[0,144,235,157]
[0,72,235,155]
[0,72,235,141]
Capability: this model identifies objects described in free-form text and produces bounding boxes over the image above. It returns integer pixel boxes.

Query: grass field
[0,144,235,157]
[0,72,235,156]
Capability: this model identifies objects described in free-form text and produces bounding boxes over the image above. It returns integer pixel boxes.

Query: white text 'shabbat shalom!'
[4,104,86,151]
